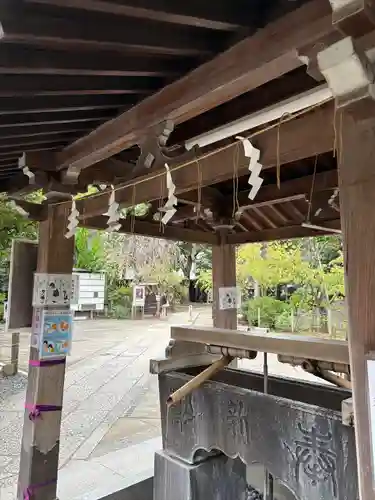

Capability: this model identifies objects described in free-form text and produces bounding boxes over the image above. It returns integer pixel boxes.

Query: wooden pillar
[212,242,237,329]
[317,33,375,499]
[17,202,74,500]
[339,111,375,500]
[338,113,375,499]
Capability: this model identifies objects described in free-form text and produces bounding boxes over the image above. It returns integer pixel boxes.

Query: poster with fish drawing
[39,309,73,359]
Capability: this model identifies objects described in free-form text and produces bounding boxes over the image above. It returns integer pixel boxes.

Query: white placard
[133,285,146,307]
[218,287,241,310]
[32,273,79,307]
[367,355,375,483]
[31,307,43,348]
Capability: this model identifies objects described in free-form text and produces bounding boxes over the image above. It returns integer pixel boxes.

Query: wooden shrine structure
[1,0,375,498]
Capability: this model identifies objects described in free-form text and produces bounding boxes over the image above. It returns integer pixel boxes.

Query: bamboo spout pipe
[167,355,232,407]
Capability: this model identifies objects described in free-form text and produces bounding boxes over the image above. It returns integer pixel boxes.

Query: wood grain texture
[171,326,350,364]
[337,111,375,499]
[76,102,336,218]
[212,242,237,329]
[56,0,333,171]
[17,202,74,500]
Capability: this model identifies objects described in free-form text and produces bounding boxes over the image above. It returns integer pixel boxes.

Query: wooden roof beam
[0,95,136,115]
[56,0,334,171]
[0,45,188,77]
[0,110,115,128]
[25,0,251,32]
[0,134,83,151]
[0,75,159,97]
[0,126,91,141]
[75,102,337,217]
[0,8,220,57]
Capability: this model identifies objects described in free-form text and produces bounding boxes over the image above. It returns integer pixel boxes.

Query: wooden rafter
[55,0,333,172]
[25,0,252,32]
[0,75,160,97]
[0,45,189,77]
[0,8,219,57]
[227,218,341,244]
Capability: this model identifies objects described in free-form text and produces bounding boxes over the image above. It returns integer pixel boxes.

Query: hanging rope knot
[25,404,62,423]
[28,409,42,421]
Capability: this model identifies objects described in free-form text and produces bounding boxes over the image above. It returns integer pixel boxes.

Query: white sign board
[133,285,146,307]
[32,273,79,307]
[367,355,375,484]
[218,287,241,310]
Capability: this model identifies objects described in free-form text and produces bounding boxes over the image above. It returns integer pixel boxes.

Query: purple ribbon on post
[23,479,57,500]
[29,358,66,367]
[25,403,62,421]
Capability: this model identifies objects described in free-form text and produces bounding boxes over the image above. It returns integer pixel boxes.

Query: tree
[197,238,345,311]
[74,228,106,272]
[0,195,39,291]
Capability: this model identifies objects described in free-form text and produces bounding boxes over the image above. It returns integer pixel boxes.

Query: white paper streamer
[65,200,79,239]
[105,186,122,232]
[328,188,339,211]
[236,136,264,200]
[159,163,177,224]
[22,166,36,184]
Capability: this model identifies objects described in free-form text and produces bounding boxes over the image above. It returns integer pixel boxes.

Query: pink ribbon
[24,479,57,499]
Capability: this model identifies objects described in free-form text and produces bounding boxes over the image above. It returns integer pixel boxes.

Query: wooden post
[338,112,375,499]
[17,202,74,500]
[212,242,237,330]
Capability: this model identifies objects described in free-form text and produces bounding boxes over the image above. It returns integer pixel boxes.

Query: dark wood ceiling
[0,0,313,188]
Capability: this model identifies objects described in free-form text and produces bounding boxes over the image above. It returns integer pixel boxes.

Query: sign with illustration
[39,309,73,359]
[218,287,241,310]
[33,273,79,307]
[133,285,146,307]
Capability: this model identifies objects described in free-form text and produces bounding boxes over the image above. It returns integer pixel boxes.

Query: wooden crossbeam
[81,216,219,244]
[25,0,251,31]
[171,326,349,364]
[75,102,336,217]
[56,0,334,171]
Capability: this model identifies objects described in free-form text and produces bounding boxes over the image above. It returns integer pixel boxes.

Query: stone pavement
[0,307,328,499]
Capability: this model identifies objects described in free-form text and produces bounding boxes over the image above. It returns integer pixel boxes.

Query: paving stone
[0,418,23,456]
[90,417,161,458]
[61,409,108,438]
[57,461,128,500]
[0,456,20,479]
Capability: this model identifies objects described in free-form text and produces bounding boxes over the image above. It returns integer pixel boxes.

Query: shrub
[111,304,131,320]
[107,286,132,319]
[245,296,290,329]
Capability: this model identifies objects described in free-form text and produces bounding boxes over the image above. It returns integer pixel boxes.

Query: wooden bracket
[318,36,375,120]
[330,0,375,38]
[135,120,199,173]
